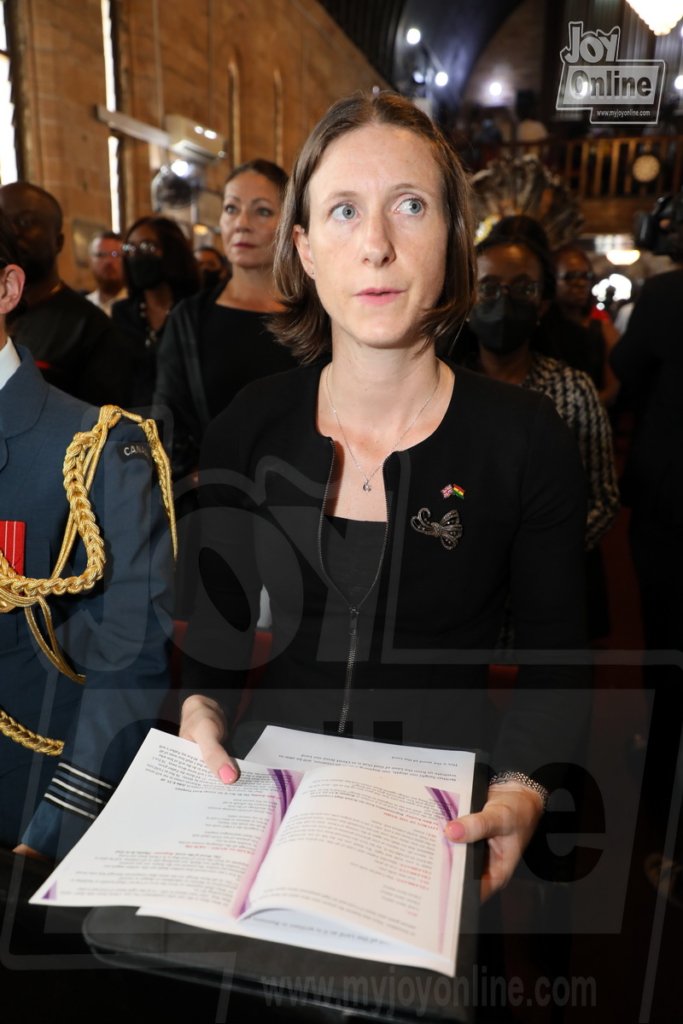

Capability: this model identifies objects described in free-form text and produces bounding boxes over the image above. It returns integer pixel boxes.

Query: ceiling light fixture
[406,27,421,45]
[435,71,449,88]
[607,249,641,265]
[624,1,683,35]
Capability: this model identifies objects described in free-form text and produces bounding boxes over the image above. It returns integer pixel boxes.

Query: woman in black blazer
[180,93,590,901]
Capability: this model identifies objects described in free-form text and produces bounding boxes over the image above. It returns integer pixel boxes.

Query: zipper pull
[349,606,358,634]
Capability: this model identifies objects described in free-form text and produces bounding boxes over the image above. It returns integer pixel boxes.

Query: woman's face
[125,224,165,291]
[220,172,281,270]
[471,243,544,356]
[126,223,162,258]
[555,250,593,310]
[476,243,543,310]
[294,123,448,353]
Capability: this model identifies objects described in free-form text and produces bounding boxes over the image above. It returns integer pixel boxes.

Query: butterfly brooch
[410,508,463,551]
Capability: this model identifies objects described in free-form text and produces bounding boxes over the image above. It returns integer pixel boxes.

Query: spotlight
[406,27,421,45]
[171,159,190,177]
[435,71,449,88]
[675,75,683,90]
[489,81,502,97]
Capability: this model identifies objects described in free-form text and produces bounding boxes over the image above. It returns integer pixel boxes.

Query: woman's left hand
[445,782,544,902]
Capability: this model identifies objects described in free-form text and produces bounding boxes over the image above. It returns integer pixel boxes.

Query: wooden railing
[465,135,683,201]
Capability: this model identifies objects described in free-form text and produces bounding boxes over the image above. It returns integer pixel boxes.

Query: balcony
[466,134,683,235]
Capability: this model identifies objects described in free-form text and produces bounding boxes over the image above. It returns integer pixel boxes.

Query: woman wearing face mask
[194,246,228,291]
[154,161,298,480]
[458,234,619,639]
[112,216,199,408]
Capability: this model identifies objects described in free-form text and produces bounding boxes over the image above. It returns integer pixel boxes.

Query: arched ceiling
[317,0,524,117]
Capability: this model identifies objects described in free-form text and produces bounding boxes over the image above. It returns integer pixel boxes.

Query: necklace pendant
[363,482,372,492]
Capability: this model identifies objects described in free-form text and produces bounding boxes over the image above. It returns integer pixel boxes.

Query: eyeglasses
[477,280,541,302]
[122,241,160,256]
[557,270,595,283]
[91,250,122,259]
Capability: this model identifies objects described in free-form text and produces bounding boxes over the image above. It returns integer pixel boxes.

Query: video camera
[634,191,683,260]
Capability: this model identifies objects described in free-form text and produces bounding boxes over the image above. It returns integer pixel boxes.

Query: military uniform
[0,344,173,860]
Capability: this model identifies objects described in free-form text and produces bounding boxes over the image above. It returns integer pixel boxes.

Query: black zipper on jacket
[317,439,391,735]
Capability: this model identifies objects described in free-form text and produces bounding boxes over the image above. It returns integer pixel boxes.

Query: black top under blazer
[183,361,590,787]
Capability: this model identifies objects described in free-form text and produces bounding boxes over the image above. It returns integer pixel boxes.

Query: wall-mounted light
[435,71,449,88]
[489,81,503,97]
[407,27,421,45]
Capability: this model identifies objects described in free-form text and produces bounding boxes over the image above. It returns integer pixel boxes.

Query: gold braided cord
[0,707,64,755]
[0,405,177,755]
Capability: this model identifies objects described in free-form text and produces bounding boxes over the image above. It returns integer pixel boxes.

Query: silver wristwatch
[489,771,549,812]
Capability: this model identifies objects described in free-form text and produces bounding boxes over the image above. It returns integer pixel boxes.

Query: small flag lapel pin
[441,484,465,499]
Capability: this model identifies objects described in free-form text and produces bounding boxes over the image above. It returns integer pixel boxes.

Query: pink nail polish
[219,765,236,784]
[446,820,465,841]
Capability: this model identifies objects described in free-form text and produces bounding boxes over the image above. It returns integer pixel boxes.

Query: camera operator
[610,192,683,901]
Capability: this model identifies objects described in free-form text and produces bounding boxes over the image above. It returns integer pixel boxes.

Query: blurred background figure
[610,200,683,872]
[455,232,619,642]
[0,182,131,407]
[85,230,127,316]
[194,245,227,291]
[553,244,619,405]
[154,160,297,480]
[112,215,199,409]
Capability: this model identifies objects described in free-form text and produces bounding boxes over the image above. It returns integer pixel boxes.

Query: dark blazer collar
[0,344,49,441]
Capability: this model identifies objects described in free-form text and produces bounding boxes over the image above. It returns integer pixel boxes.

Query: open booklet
[31,729,476,977]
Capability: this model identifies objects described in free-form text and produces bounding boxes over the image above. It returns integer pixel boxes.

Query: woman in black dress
[154,160,298,479]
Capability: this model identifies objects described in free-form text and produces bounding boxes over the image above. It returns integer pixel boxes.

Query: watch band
[489,771,549,812]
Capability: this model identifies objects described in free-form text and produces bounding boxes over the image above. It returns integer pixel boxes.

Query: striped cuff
[44,760,115,821]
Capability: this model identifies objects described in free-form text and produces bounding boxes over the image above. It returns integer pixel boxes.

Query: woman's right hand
[179,694,240,784]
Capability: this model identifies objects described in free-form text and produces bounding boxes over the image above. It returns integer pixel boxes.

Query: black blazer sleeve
[494,395,591,781]
[181,397,262,725]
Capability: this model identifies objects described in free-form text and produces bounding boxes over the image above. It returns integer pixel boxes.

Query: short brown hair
[270,91,475,363]
[225,160,289,202]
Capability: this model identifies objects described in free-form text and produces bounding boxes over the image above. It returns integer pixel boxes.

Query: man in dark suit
[0,211,174,861]
[0,182,132,407]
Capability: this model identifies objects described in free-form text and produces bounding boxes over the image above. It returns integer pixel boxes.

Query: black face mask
[200,268,222,290]
[468,295,538,355]
[127,253,165,291]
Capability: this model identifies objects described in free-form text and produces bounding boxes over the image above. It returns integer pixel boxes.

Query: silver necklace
[325,360,442,492]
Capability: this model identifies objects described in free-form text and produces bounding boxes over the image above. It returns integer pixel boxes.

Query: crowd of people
[0,92,679,935]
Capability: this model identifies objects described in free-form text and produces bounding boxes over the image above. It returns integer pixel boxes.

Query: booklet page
[246,765,464,966]
[30,730,301,917]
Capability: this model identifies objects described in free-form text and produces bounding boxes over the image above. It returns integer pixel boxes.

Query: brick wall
[11,0,387,289]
